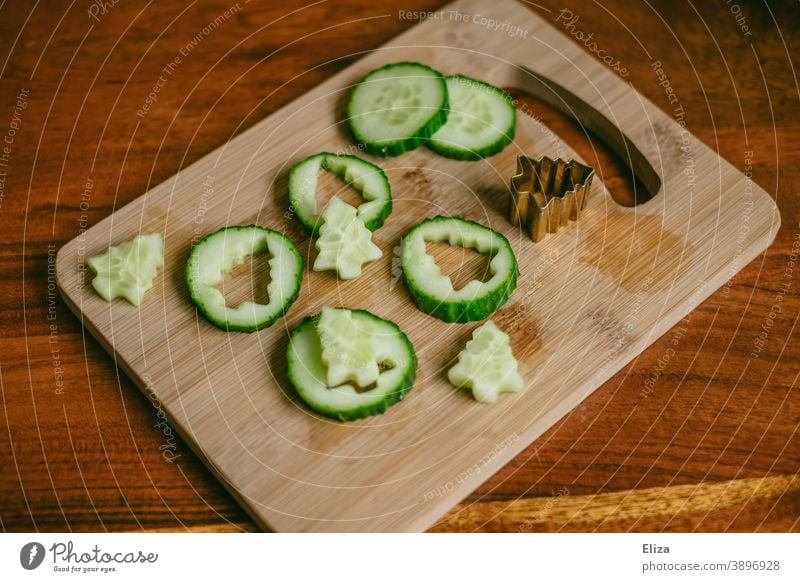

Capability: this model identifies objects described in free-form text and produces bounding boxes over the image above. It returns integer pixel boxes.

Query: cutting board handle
[505,65,663,202]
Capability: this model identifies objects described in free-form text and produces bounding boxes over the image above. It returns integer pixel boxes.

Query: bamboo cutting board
[55,0,779,531]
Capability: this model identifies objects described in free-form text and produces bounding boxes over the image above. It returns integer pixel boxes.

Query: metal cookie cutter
[509,155,596,242]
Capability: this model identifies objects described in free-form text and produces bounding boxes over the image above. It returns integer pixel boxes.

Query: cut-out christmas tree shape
[313,196,382,280]
[317,306,382,388]
[448,320,523,403]
[87,233,164,306]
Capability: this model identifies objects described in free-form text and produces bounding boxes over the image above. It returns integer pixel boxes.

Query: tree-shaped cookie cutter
[509,155,596,242]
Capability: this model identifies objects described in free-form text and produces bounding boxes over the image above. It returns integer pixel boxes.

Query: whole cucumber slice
[346,62,449,157]
[428,75,516,160]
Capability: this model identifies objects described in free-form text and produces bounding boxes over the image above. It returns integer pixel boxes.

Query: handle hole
[505,87,654,208]
[503,64,662,208]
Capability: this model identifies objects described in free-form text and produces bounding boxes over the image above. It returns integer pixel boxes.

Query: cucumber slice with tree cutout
[287,307,417,421]
[346,62,449,157]
[185,226,302,332]
[428,75,516,160]
[288,152,392,236]
[402,217,518,323]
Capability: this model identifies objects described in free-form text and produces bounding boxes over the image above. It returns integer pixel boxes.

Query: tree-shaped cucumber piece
[448,320,523,403]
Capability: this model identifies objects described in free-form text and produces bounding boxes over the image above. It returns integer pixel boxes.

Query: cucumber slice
[87,233,164,306]
[288,152,392,236]
[185,226,302,332]
[401,216,518,323]
[287,308,417,421]
[448,320,523,403]
[347,62,449,157]
[428,75,516,160]
[313,197,382,279]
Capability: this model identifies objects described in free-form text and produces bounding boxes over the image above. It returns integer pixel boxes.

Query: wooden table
[0,0,797,532]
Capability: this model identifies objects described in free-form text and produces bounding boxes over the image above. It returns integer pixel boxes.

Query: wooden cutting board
[55,0,779,532]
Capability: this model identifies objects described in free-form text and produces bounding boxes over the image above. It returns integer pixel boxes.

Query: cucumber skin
[427,75,517,161]
[287,153,325,237]
[185,225,302,333]
[287,310,417,421]
[346,62,450,157]
[287,152,393,237]
[402,217,519,323]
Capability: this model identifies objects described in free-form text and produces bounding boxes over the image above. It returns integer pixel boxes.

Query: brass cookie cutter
[509,155,596,242]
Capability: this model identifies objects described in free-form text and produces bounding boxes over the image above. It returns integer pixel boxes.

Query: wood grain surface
[0,0,798,532]
[52,0,780,531]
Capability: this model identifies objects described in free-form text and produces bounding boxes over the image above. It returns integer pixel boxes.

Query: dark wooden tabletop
[0,0,797,532]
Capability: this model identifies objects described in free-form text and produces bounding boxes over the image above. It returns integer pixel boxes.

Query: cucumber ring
[401,217,518,323]
[185,226,302,332]
[346,62,449,157]
[288,152,392,236]
[428,75,516,160]
[287,308,417,421]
